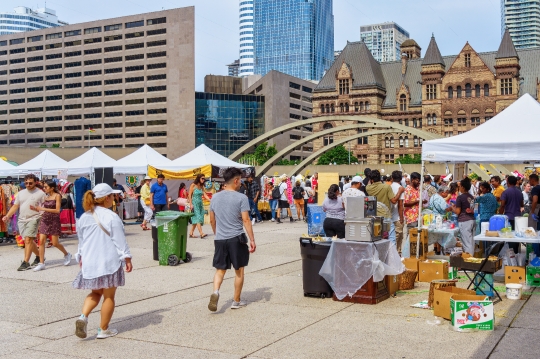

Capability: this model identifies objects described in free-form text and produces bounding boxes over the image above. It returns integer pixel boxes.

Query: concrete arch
[256,123,398,174]
[228,115,442,161]
[286,129,409,177]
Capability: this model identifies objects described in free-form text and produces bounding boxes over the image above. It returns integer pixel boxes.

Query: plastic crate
[526,266,540,287]
[307,205,326,236]
[474,273,494,297]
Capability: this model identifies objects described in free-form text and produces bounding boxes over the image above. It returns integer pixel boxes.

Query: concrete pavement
[0,220,538,359]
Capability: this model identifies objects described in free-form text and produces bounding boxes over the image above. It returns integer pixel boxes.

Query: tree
[395,154,421,164]
[316,145,357,165]
[276,158,301,166]
[51,144,60,148]
[239,142,278,166]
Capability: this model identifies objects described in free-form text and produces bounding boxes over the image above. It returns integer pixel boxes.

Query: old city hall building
[312,29,539,164]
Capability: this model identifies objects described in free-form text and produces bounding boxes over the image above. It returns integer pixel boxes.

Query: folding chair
[463,241,505,304]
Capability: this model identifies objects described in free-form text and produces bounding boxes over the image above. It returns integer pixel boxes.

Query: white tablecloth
[474,234,540,244]
[319,240,404,300]
[123,200,139,220]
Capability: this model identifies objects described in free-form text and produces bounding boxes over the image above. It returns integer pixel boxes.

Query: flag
[88,128,95,133]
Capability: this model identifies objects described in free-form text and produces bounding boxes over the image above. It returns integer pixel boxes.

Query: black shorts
[213,236,250,270]
[279,200,290,208]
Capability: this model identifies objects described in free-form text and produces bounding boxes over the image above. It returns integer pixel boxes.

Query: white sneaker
[97,328,118,339]
[64,253,72,266]
[271,218,275,222]
[251,218,256,225]
[75,315,88,338]
[231,300,247,309]
[33,263,45,271]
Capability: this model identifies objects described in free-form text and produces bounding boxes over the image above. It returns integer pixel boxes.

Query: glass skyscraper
[253,0,334,81]
[238,0,255,76]
[501,0,540,48]
[0,6,67,35]
[195,92,265,157]
[360,22,410,62]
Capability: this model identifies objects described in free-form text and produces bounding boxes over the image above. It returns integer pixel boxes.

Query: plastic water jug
[489,215,508,231]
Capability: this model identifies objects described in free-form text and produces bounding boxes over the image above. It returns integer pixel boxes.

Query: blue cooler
[307,205,326,236]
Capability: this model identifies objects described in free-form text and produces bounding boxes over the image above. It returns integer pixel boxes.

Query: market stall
[16,149,68,177]
[67,147,116,176]
[0,158,17,177]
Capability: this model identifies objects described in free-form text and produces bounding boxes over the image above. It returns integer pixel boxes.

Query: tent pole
[416,161,425,259]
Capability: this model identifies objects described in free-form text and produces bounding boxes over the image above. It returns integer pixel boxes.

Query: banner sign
[147,165,256,180]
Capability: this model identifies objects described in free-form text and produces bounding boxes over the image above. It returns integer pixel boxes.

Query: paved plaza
[0,221,539,359]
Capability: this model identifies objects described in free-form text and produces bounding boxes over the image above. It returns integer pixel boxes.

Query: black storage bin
[152,224,158,261]
[299,238,333,298]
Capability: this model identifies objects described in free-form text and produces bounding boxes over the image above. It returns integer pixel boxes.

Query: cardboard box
[505,266,526,284]
[450,295,494,331]
[433,286,476,320]
[403,257,420,280]
[408,228,428,260]
[418,260,449,282]
[385,275,399,296]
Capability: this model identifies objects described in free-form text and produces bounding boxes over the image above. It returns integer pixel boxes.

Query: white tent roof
[163,144,250,170]
[114,144,172,174]
[17,150,68,176]
[422,93,540,164]
[0,158,17,177]
[67,147,117,175]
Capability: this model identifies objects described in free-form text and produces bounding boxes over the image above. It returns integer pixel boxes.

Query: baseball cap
[351,175,362,184]
[93,183,121,198]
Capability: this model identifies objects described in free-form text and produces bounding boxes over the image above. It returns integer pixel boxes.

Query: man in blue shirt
[150,174,169,213]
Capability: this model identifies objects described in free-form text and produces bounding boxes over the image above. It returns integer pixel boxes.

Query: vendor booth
[114,144,172,175]
[0,158,17,177]
[16,150,68,177]
[67,147,116,176]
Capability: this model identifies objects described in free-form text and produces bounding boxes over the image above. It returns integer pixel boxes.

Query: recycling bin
[155,211,194,266]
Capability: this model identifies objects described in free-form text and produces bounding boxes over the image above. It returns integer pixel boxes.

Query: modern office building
[243,71,315,161]
[238,0,254,77]
[253,0,334,81]
[204,75,242,94]
[0,7,195,158]
[501,0,540,48]
[0,6,68,35]
[360,22,410,62]
[195,92,264,157]
[227,59,240,77]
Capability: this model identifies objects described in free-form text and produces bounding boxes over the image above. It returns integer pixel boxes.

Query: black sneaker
[290,217,294,223]
[31,257,40,267]
[17,261,31,271]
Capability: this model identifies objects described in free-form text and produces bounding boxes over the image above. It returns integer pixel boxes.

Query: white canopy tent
[165,144,251,171]
[67,147,117,175]
[422,93,540,164]
[0,158,17,177]
[113,144,171,174]
[16,150,68,176]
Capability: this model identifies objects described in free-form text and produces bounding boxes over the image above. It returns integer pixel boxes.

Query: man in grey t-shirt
[208,167,256,312]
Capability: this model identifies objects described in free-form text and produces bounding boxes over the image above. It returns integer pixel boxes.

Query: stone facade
[312,30,530,164]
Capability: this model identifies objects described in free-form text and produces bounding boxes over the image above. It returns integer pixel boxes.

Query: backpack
[293,186,303,200]
[272,186,281,200]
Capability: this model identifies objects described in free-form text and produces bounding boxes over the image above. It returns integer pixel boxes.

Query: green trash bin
[155,211,194,266]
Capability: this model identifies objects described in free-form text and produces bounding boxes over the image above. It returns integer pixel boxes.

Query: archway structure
[228,115,442,161]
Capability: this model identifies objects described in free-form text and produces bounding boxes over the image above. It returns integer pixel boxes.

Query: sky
[2,0,502,91]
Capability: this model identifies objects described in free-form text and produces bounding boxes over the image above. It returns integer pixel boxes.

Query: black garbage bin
[299,238,333,298]
[152,223,158,261]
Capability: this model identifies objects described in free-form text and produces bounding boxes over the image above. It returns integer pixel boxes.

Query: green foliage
[51,144,60,148]
[39,144,47,148]
[276,158,301,166]
[239,142,278,166]
[316,145,357,165]
[395,154,421,164]
[238,153,258,166]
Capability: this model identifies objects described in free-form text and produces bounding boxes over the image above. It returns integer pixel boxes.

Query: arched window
[339,103,344,113]
[432,114,437,125]
[465,83,471,98]
[354,102,359,112]
[323,122,333,130]
[404,136,409,147]
[484,84,489,97]
[399,94,407,111]
[385,136,390,148]
[320,104,325,114]
[448,86,453,99]
[457,86,462,98]
[427,114,432,125]
[331,104,335,113]
[360,102,365,111]
[345,103,349,112]
[475,84,481,97]
[323,123,333,146]
[414,136,419,147]
[390,136,394,148]
[325,104,330,113]
[399,136,404,148]
[365,102,370,111]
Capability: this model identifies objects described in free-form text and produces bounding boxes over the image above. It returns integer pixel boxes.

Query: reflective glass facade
[360,22,409,62]
[195,92,265,157]
[0,7,65,35]
[501,0,540,49]
[253,0,334,81]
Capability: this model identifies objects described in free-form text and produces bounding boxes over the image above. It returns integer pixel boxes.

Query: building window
[399,136,404,148]
[471,117,481,127]
[366,102,370,111]
[65,30,81,37]
[354,102,359,112]
[484,84,489,96]
[125,32,143,39]
[432,114,437,125]
[338,79,349,95]
[357,129,368,145]
[384,154,394,164]
[125,20,144,28]
[456,86,462,98]
[501,78,513,95]
[147,17,166,25]
[465,83,471,98]
[46,33,62,40]
[427,115,432,125]
[464,53,471,67]
[414,136,419,147]
[331,104,334,113]
[104,35,122,42]
[105,24,122,31]
[385,136,394,148]
[147,28,166,36]
[426,84,437,100]
[475,84,481,97]
[84,27,101,35]
[444,119,453,126]
[320,104,325,114]
[345,103,349,112]
[457,118,467,126]
[399,95,407,111]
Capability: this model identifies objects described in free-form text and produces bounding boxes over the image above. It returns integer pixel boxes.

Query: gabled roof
[496,28,519,59]
[422,35,445,66]
[315,41,385,91]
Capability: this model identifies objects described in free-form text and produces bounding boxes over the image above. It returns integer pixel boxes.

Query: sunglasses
[25,181,35,185]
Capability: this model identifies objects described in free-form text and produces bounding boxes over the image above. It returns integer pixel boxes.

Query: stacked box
[526,266,540,287]
[505,266,526,284]
[307,205,326,236]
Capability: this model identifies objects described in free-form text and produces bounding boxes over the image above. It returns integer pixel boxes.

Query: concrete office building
[239,0,255,76]
[243,70,315,161]
[360,22,410,62]
[0,7,194,158]
[501,0,540,48]
[227,59,240,77]
[0,6,68,35]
